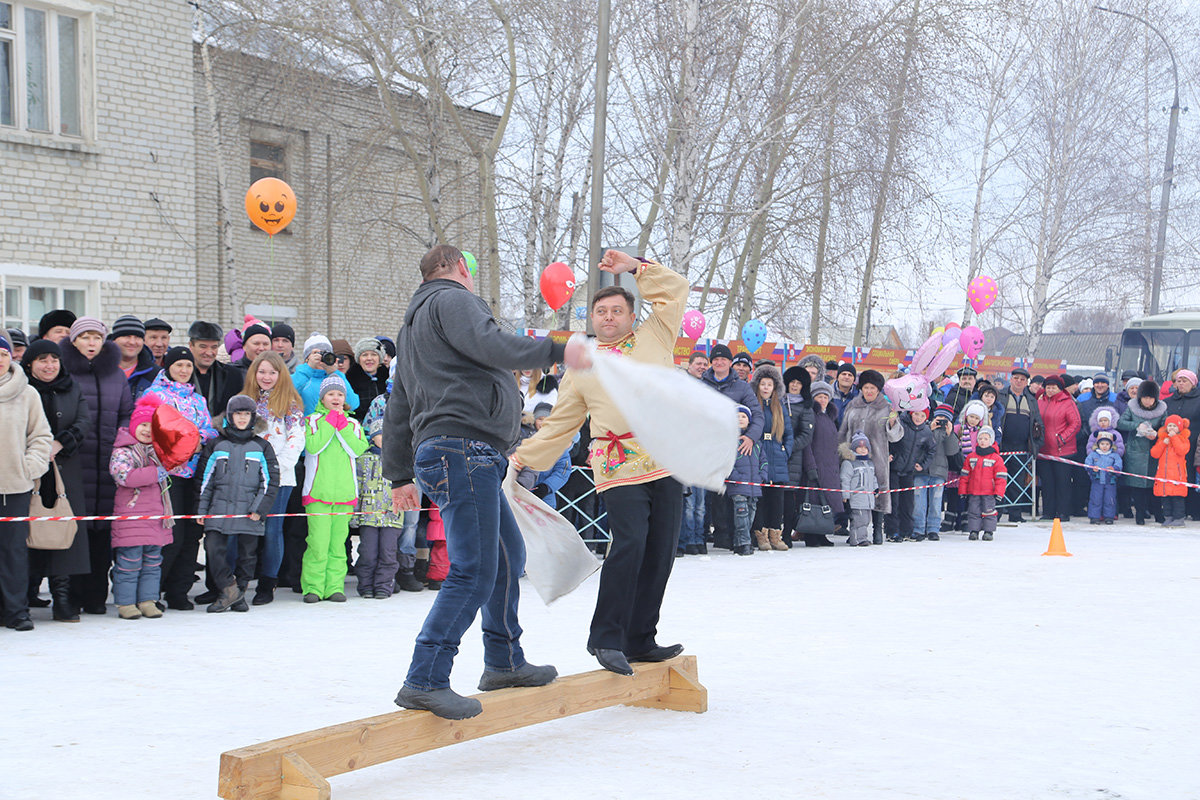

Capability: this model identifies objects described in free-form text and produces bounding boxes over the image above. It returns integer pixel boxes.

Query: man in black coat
[941,366,978,417]
[701,345,762,549]
[187,321,245,422]
[997,368,1045,522]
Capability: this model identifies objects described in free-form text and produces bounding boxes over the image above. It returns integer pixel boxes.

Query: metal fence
[553,465,611,546]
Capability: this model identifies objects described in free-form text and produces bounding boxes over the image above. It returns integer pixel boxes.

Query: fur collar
[1127,399,1166,420]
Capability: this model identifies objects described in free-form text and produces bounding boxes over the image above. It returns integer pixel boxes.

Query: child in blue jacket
[1085,431,1122,524]
[727,405,767,556]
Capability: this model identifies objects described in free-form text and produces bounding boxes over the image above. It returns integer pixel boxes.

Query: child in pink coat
[108,394,174,620]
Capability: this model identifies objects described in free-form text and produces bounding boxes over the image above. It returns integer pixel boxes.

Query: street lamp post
[587,0,613,325]
[1095,5,1181,315]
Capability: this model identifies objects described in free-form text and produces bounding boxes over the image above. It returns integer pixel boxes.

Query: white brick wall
[0,1,196,327]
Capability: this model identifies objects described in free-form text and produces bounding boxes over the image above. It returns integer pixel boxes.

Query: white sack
[502,466,600,605]
[590,348,738,493]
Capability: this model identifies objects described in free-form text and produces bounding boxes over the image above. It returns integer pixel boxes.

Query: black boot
[28,575,51,608]
[50,576,80,622]
[803,533,835,547]
[395,570,424,592]
[252,577,276,606]
[871,511,885,545]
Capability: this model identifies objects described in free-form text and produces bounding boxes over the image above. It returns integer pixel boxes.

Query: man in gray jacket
[383,244,590,720]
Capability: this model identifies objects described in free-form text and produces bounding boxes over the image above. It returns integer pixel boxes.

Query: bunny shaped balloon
[883,331,962,413]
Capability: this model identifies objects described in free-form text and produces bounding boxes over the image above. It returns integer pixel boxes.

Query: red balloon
[152,404,201,471]
[540,261,577,311]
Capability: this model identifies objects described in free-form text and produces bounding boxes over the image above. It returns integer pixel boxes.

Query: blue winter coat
[1084,449,1122,485]
[727,438,766,498]
[294,363,360,415]
[758,402,793,483]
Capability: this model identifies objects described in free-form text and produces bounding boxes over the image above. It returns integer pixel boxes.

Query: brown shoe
[753,529,771,551]
[117,604,142,620]
[767,528,788,551]
[137,601,163,618]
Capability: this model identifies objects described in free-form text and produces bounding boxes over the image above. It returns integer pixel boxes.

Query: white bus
[1114,311,1200,383]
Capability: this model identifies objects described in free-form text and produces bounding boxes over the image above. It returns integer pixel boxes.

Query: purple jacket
[62,341,134,515]
[109,428,174,547]
[801,401,845,513]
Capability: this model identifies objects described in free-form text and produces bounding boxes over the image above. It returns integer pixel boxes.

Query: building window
[0,2,88,138]
[2,280,88,334]
[250,140,287,182]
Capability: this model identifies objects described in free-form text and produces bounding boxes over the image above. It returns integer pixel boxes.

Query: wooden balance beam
[218,655,706,800]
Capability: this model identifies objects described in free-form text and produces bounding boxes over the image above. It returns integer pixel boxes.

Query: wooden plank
[278,753,329,800]
[219,656,704,800]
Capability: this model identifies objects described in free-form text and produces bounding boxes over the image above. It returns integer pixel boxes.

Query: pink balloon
[960,325,986,359]
[682,310,706,339]
[942,328,961,346]
[967,275,998,314]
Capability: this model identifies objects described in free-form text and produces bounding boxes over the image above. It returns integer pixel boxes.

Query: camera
[320,351,337,366]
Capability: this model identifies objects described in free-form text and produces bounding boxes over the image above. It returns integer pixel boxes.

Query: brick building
[2,2,496,341]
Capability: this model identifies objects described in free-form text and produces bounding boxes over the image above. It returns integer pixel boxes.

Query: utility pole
[1095,5,1181,315]
[586,0,612,329]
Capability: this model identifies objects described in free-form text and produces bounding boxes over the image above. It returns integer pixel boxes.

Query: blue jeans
[677,486,706,549]
[399,509,418,568]
[912,474,945,535]
[405,437,527,690]
[112,545,163,605]
[732,495,757,548]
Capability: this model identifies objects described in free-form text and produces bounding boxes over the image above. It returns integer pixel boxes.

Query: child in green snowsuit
[301,375,369,601]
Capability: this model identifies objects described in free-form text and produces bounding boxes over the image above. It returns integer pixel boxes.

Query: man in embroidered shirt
[513,249,689,676]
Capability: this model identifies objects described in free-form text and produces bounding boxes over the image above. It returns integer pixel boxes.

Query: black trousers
[752,485,784,529]
[886,473,915,536]
[1038,459,1074,520]
[0,493,32,624]
[709,492,734,549]
[160,476,200,601]
[204,532,259,590]
[589,478,683,654]
[279,463,307,588]
[781,488,801,537]
[69,521,112,609]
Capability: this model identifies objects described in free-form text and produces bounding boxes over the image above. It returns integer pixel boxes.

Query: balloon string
[268,233,275,322]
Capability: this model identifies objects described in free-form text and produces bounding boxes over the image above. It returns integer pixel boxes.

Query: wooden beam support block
[219,655,706,800]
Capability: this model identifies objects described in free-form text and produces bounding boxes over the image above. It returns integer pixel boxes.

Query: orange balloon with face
[245,177,297,234]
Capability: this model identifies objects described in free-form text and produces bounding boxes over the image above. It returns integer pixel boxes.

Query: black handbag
[794,488,835,535]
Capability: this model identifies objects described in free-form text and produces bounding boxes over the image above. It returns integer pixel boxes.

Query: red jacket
[1150,415,1190,498]
[1038,390,1081,457]
[959,445,1008,496]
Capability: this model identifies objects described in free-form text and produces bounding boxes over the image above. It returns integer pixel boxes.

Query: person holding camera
[912,405,961,541]
[294,332,360,416]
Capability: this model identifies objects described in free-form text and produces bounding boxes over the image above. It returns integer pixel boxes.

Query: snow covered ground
[6,519,1200,800]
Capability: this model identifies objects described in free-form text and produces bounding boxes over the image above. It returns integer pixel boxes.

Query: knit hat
[330,338,354,359]
[1061,374,1077,388]
[836,362,857,379]
[318,374,345,401]
[1125,377,1141,395]
[354,337,384,359]
[21,338,61,367]
[376,336,396,358]
[6,328,27,348]
[709,344,733,362]
[732,352,753,368]
[130,393,161,428]
[38,309,76,338]
[851,431,870,452]
[1175,369,1198,387]
[734,404,751,418]
[271,322,296,345]
[933,403,955,422]
[302,332,332,360]
[810,380,833,399]
[962,399,988,422]
[187,320,224,342]
[68,317,107,340]
[1079,378,1093,393]
[1096,408,1114,425]
[825,360,839,372]
[1092,373,1110,385]
[1011,366,1030,378]
[144,318,172,333]
[1044,374,1065,390]
[977,425,995,444]
[0,334,10,354]
[109,314,145,340]
[242,323,272,345]
[858,369,885,392]
[1095,430,1115,444]
[226,394,257,419]
[533,401,554,420]
[162,346,194,371]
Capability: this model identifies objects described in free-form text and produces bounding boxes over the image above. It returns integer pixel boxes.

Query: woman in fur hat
[750,364,793,550]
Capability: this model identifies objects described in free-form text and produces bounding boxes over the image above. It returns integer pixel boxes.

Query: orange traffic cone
[1041,518,1073,557]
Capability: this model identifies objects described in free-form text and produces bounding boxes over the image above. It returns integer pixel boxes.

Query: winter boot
[767,529,788,551]
[968,531,979,541]
[395,570,424,593]
[395,686,482,720]
[206,584,244,613]
[117,604,142,620]
[804,533,835,547]
[137,601,163,618]
[252,577,276,606]
[982,532,994,541]
[871,512,885,545]
[50,576,79,623]
[753,529,771,551]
